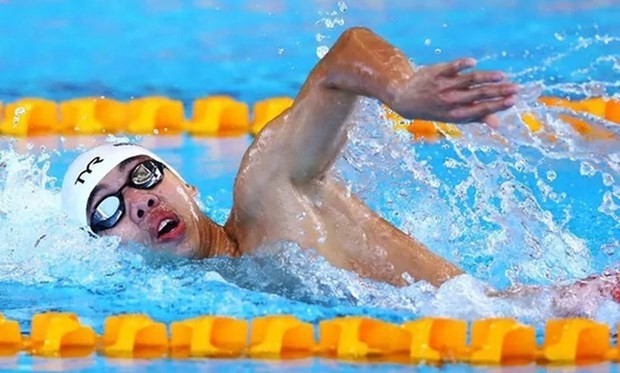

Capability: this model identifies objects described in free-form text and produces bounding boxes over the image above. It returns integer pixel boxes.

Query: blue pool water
[1,0,619,371]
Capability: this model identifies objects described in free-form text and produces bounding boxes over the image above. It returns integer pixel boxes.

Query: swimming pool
[1,0,619,371]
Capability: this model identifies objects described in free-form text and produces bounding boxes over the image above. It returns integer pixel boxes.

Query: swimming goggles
[89,159,165,233]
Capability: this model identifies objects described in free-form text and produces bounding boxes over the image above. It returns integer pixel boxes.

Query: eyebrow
[118,157,138,173]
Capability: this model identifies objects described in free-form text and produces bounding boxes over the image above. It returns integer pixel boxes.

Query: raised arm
[254,27,518,185]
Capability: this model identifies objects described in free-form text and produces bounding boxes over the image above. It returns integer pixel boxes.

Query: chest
[230,179,374,263]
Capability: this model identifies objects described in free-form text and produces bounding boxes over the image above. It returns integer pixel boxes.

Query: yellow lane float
[0,95,617,138]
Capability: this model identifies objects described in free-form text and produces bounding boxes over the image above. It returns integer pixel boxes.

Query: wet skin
[90,27,520,287]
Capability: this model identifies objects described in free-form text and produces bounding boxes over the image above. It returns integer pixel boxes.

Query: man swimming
[61,28,618,303]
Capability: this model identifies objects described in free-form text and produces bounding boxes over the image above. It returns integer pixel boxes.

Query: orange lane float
[402,317,467,363]
[468,318,537,365]
[0,98,58,137]
[60,97,127,135]
[170,316,248,358]
[127,97,185,135]
[319,317,411,359]
[0,95,617,138]
[558,114,616,140]
[537,96,617,139]
[383,106,462,141]
[186,95,250,136]
[248,315,315,358]
[541,318,610,364]
[0,314,22,356]
[29,312,97,357]
[579,97,608,118]
[102,314,168,358]
[406,121,462,140]
[521,112,544,133]
[605,99,620,123]
[250,97,294,135]
[2,312,620,366]
[407,120,440,140]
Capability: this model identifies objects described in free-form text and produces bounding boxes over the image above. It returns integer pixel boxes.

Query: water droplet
[434,48,442,54]
[514,160,527,172]
[424,38,431,46]
[444,158,458,168]
[401,272,415,285]
[601,240,618,255]
[442,23,448,28]
[554,32,565,41]
[546,170,557,182]
[602,173,614,186]
[318,18,333,28]
[315,33,326,42]
[13,107,26,125]
[318,15,345,29]
[277,48,285,55]
[316,46,329,58]
[579,161,596,177]
[337,1,348,12]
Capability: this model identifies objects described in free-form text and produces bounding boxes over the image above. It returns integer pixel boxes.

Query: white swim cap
[61,143,184,228]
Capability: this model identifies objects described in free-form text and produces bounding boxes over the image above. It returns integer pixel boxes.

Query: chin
[173,239,197,258]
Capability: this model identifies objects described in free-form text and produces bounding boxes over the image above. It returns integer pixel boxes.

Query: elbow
[335,27,373,50]
[320,27,374,88]
[340,27,373,38]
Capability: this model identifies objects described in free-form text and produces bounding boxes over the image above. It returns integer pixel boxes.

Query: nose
[124,189,160,224]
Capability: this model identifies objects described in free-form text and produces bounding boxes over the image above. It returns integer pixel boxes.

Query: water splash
[509,32,620,97]
[0,109,618,332]
[0,144,123,285]
[340,95,619,283]
[1,34,620,332]
[314,1,348,59]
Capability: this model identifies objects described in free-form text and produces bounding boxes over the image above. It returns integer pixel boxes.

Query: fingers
[482,114,500,129]
[449,71,506,89]
[450,83,519,104]
[438,58,477,77]
[448,96,516,123]
[439,82,519,123]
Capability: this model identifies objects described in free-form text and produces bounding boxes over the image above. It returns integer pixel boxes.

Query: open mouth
[147,209,186,243]
[157,218,179,238]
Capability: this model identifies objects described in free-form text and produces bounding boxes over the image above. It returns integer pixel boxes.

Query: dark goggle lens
[91,195,124,232]
[89,160,165,232]
[131,161,163,188]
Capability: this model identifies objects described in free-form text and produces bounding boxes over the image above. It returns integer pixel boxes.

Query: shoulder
[230,121,290,221]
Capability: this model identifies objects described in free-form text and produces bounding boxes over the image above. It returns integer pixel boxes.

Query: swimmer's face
[86,156,202,257]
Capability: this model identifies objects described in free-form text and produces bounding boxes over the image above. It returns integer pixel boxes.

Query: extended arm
[232,28,516,285]
[255,27,518,184]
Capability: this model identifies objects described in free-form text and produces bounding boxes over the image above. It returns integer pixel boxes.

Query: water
[1,0,620,371]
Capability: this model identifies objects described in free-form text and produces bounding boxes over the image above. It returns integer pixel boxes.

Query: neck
[197,215,239,258]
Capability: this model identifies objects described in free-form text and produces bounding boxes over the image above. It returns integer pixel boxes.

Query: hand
[552,273,620,316]
[389,58,518,123]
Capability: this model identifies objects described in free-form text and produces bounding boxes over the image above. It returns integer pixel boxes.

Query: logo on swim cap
[61,143,184,228]
[74,156,104,185]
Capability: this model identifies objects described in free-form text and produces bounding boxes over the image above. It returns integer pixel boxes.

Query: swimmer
[61,27,519,287]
